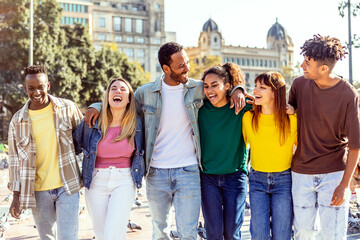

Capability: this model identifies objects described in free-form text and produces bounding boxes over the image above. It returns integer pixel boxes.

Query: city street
[1,169,360,239]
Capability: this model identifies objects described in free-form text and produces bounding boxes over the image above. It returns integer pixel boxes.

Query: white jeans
[292,171,350,240]
[85,167,135,240]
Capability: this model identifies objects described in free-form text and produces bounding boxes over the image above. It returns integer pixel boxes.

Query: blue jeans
[249,168,293,240]
[146,164,201,240]
[292,171,349,240]
[32,187,79,240]
[200,170,247,240]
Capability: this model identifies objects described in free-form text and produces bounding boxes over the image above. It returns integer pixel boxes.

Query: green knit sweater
[198,99,251,175]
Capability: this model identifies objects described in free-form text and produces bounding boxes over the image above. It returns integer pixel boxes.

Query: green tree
[0,0,85,114]
[82,43,149,106]
[0,0,31,115]
[281,61,302,90]
[0,0,150,115]
[189,55,221,80]
[34,1,86,104]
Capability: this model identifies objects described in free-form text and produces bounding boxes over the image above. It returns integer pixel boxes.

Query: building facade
[186,18,294,89]
[59,0,93,32]
[58,0,171,81]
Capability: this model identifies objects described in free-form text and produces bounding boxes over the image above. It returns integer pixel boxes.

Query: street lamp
[347,0,353,85]
[339,0,360,85]
[29,0,33,66]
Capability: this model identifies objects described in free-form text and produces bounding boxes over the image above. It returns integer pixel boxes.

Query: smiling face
[203,73,230,108]
[253,80,274,107]
[300,56,323,80]
[163,50,190,85]
[108,80,130,110]
[24,73,50,110]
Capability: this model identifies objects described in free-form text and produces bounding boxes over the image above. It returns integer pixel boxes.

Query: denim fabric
[249,168,293,240]
[292,171,349,240]
[134,76,205,175]
[73,117,145,189]
[32,187,79,240]
[146,164,201,240]
[200,170,247,240]
[85,167,135,240]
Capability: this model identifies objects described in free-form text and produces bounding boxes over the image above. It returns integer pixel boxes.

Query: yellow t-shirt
[242,111,297,172]
[29,102,63,191]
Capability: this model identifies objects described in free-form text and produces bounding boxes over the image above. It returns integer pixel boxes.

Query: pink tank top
[95,126,134,168]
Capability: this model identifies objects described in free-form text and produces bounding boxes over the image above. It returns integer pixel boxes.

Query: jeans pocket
[147,167,157,177]
[182,164,199,174]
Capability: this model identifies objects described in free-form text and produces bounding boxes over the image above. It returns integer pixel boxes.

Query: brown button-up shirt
[7,95,83,209]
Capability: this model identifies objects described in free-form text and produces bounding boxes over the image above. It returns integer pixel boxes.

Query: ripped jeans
[292,171,350,240]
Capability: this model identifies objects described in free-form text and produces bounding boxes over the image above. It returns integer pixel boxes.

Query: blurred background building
[58,0,175,81]
[186,18,294,89]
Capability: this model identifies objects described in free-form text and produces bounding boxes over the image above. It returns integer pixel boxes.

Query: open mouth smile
[113,96,123,102]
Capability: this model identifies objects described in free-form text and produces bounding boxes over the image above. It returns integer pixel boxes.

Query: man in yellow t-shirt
[8,65,83,240]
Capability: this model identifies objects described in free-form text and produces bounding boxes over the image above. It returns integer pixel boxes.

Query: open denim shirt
[90,76,244,177]
[73,117,145,189]
[134,76,205,175]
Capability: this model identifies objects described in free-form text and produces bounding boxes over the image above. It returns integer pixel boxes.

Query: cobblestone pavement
[1,169,360,239]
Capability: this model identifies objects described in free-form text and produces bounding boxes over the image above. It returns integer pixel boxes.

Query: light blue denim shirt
[134,76,205,176]
[89,77,246,177]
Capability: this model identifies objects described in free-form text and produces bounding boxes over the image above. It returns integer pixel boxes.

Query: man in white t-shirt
[85,42,246,239]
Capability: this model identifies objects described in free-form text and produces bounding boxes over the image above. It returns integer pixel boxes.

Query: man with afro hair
[289,35,360,239]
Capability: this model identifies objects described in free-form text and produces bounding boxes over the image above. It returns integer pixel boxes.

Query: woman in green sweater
[198,63,251,240]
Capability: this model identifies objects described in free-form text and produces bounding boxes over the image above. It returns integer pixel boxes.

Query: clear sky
[164,0,360,83]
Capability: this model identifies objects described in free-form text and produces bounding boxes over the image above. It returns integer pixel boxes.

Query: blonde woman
[73,78,145,240]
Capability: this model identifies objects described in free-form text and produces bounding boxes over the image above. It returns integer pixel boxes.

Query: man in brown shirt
[289,35,360,239]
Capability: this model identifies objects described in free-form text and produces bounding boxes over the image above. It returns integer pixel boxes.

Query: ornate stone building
[186,18,294,89]
[58,0,172,81]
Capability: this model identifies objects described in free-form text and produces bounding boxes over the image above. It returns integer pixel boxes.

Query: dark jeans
[249,168,293,240]
[200,170,247,240]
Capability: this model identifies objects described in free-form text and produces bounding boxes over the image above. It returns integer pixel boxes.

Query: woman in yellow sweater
[242,72,297,240]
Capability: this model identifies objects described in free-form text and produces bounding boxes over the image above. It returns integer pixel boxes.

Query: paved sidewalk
[1,169,360,239]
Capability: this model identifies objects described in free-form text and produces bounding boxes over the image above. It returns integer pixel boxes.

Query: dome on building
[202,18,218,32]
[267,18,286,40]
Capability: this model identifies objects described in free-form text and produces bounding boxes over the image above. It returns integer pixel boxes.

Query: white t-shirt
[150,80,198,168]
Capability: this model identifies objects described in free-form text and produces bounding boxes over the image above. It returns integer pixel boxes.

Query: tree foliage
[0,0,149,116]
[83,43,148,106]
[188,55,221,80]
[281,61,302,90]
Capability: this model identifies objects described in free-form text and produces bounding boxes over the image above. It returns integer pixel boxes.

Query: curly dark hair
[201,63,244,89]
[24,65,48,76]
[300,34,347,70]
[158,42,183,70]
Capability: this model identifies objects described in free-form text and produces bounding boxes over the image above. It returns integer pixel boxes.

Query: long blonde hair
[99,78,137,145]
